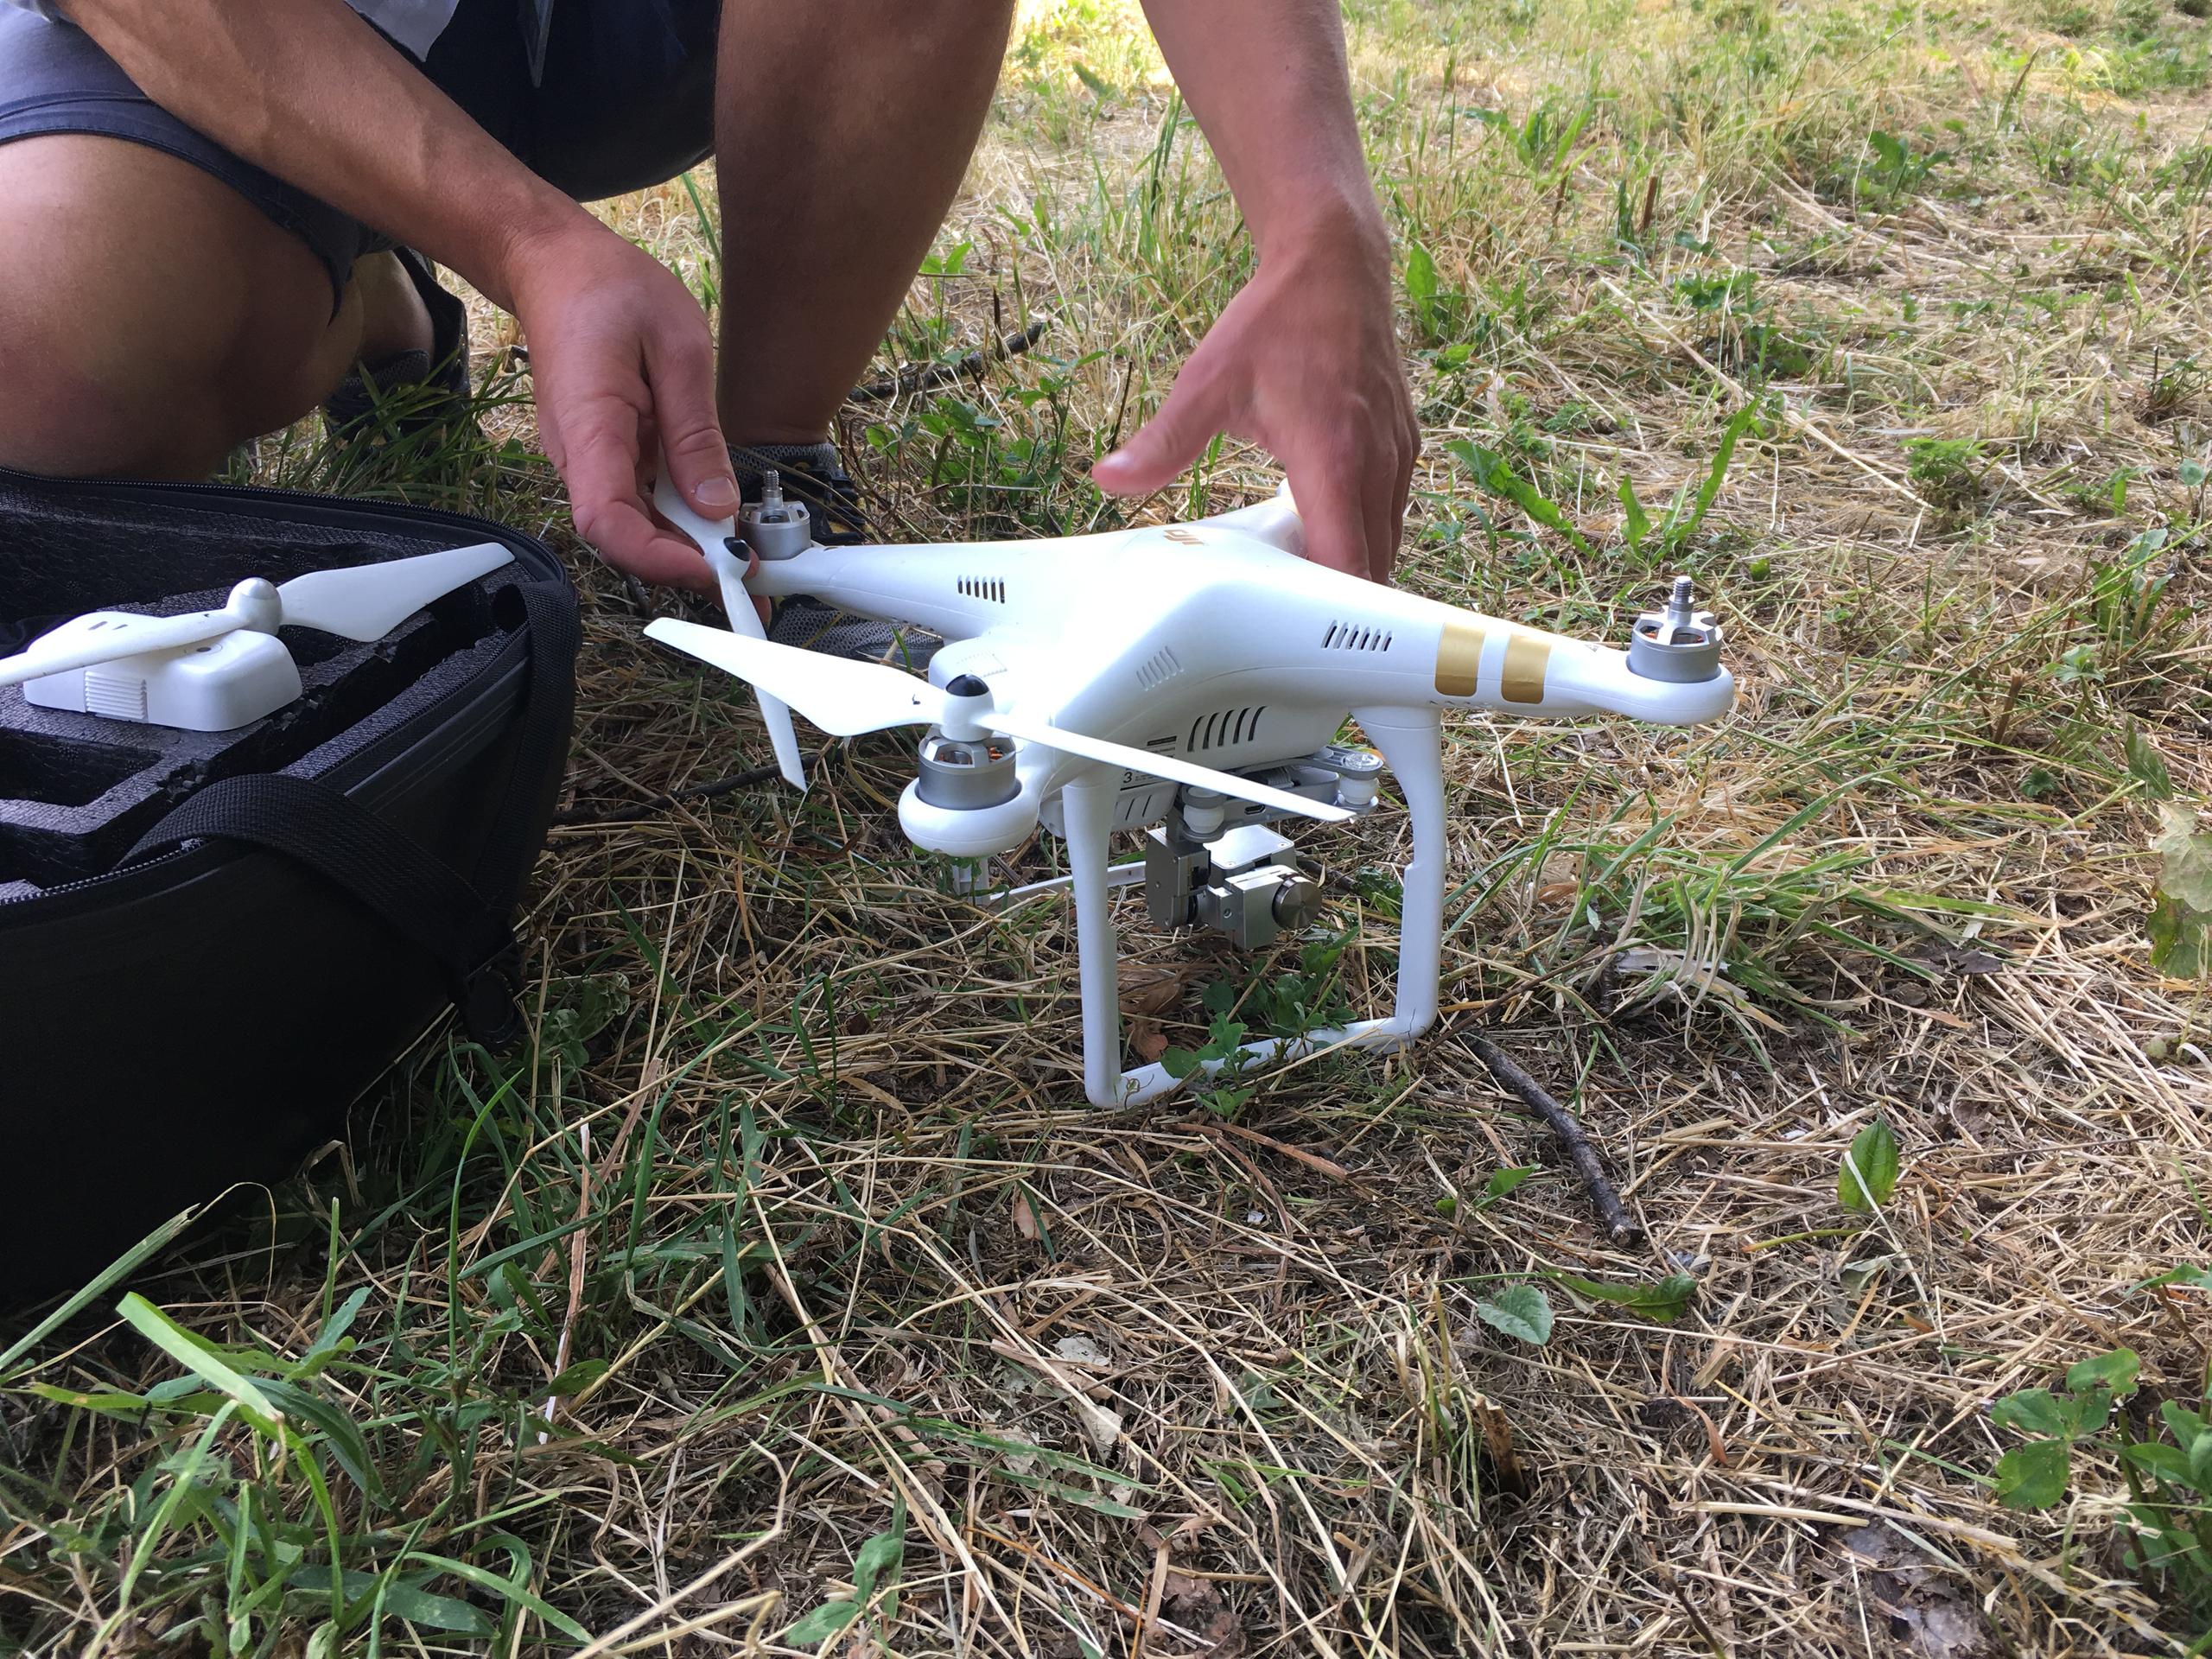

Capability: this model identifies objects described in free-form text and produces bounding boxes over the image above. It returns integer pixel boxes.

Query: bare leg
[0,135,424,477]
[711,0,1017,443]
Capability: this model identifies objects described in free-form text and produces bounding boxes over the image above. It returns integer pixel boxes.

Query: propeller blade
[645,618,946,737]
[275,542,513,640]
[988,709,1356,825]
[654,460,808,791]
[645,617,1353,825]
[0,604,249,689]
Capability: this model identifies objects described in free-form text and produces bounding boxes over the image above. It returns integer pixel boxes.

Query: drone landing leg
[1341,705,1446,1046]
[1061,771,1129,1109]
[1103,705,1449,1109]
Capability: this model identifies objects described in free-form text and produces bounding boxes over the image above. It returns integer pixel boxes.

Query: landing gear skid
[1062,706,1446,1108]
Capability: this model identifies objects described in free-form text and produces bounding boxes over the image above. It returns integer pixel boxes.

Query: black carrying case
[0,468,579,1298]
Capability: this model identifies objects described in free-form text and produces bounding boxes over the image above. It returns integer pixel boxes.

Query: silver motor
[1627,575,1726,683]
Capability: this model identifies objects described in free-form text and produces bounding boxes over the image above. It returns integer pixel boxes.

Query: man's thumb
[1092,373,1223,496]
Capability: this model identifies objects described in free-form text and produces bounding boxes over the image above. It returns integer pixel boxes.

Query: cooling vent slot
[957,575,1007,602]
[1113,785,1174,827]
[1134,646,1183,690]
[1322,620,1393,652]
[1188,705,1266,753]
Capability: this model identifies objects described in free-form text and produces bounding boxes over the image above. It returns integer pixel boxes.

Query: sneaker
[730,441,942,668]
[322,248,473,444]
[728,440,874,545]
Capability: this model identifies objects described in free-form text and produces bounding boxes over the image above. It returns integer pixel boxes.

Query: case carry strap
[126,772,526,1046]
[124,578,580,1050]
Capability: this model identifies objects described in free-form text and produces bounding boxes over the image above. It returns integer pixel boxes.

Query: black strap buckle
[454,938,526,1050]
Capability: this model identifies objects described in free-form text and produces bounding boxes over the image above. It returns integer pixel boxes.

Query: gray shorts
[0,0,719,304]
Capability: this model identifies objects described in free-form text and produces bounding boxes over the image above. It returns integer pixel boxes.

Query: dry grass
[7,0,2212,1654]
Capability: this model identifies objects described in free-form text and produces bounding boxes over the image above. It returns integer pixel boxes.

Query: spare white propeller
[644,617,1355,825]
[652,454,807,791]
[0,541,514,690]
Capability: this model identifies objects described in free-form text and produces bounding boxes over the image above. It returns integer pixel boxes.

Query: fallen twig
[849,319,1052,404]
[1462,1031,1646,1248]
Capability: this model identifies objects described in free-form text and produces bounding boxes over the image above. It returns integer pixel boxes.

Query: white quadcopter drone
[0,543,513,730]
[646,467,1735,1108]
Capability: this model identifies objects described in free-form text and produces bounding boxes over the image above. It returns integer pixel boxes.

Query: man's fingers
[643,324,738,518]
[1366,428,1409,583]
[566,402,712,592]
[577,496,715,592]
[1092,362,1230,497]
[1288,451,1371,582]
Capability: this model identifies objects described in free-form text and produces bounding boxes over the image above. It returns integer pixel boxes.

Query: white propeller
[652,455,807,791]
[644,617,1356,825]
[0,541,513,690]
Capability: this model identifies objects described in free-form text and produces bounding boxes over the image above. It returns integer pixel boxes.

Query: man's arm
[1093,0,1416,583]
[56,0,736,588]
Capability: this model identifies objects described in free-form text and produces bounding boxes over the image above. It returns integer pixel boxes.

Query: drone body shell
[746,495,1732,850]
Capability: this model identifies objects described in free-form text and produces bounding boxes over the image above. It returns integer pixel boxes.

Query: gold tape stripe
[1434,620,1485,698]
[1502,633,1551,705]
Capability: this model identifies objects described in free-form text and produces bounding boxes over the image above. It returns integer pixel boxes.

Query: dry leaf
[1118,962,1195,1018]
[1160,1570,1247,1658]
[1011,1186,1039,1241]
[1076,1396,1122,1457]
[1055,1334,1110,1366]
[1842,1523,1998,1659]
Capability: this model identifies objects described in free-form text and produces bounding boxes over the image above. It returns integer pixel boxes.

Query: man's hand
[1092,224,1415,582]
[508,221,738,593]
[1109,0,1415,582]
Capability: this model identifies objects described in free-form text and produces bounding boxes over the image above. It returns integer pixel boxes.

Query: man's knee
[0,135,354,477]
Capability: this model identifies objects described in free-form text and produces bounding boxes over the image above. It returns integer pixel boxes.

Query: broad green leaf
[2064,1348,2139,1396]
[1683,403,1758,543]
[1618,474,1652,549]
[2122,1442,2196,1485]
[1406,243,1440,331]
[27,1383,156,1420]
[291,1568,494,1636]
[1475,1285,1554,1345]
[117,1294,282,1433]
[851,1497,907,1602]
[1839,1119,1900,1213]
[1994,1438,2070,1509]
[2125,724,2172,800]
[784,1597,863,1646]
[2153,804,2212,911]
[1484,1166,1536,1201]
[2071,1389,2114,1436]
[990,1467,1151,1518]
[1550,1271,1697,1323]
[2147,891,2212,977]
[375,1580,496,1637]
[1446,441,1595,558]
[1991,1388,2069,1438]
[258,1380,382,1501]
[405,1546,592,1643]
[1160,1048,1202,1080]
[2139,1264,2211,1292]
